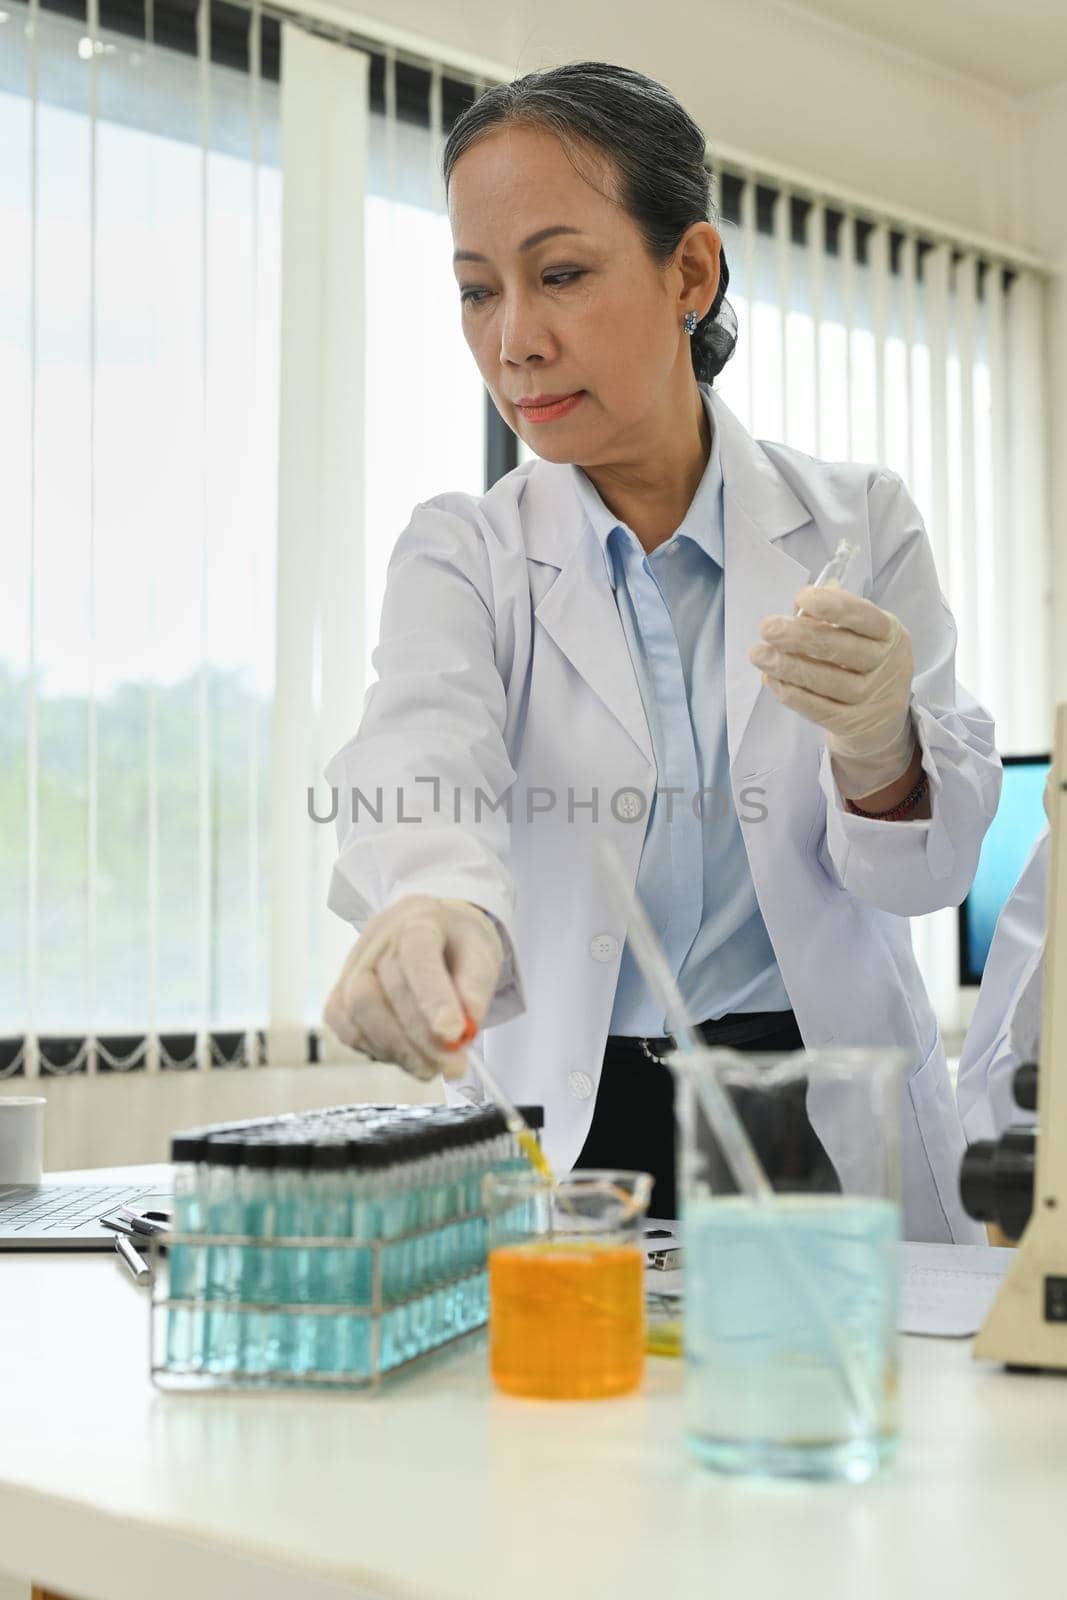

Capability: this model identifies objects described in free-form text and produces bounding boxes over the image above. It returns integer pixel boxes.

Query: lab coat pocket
[804,791,848,903]
[811,821,840,893]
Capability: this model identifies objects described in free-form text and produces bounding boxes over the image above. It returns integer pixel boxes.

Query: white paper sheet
[899,1241,1016,1337]
[641,1231,1017,1337]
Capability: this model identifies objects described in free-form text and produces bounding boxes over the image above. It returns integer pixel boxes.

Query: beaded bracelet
[844,768,930,822]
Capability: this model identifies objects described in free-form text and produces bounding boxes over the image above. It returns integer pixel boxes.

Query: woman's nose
[496,293,555,365]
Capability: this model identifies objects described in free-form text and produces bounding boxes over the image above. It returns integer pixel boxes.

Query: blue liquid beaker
[668,1046,907,1482]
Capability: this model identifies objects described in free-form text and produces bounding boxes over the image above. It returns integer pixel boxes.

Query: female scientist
[322,62,1002,1242]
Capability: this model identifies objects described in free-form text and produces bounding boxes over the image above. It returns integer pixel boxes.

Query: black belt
[607,1009,798,1064]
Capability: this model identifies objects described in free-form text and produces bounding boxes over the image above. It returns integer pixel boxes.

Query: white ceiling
[775,0,1067,95]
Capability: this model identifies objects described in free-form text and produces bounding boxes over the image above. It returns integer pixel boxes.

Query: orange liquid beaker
[482,1169,652,1401]
[488,1238,645,1399]
[492,1235,652,1401]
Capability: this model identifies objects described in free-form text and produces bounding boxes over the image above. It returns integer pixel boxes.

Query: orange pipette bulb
[441,1014,478,1050]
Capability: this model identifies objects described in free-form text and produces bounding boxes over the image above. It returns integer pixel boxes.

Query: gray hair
[442,61,738,385]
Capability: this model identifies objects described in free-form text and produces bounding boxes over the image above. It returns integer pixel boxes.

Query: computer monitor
[958,754,1051,986]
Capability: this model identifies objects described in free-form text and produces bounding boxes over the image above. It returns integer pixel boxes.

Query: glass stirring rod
[594,837,879,1433]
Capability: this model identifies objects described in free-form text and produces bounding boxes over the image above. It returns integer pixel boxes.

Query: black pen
[114,1230,151,1285]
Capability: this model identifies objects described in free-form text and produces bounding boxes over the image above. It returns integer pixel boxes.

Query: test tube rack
[149,1100,545,1392]
[149,1208,492,1391]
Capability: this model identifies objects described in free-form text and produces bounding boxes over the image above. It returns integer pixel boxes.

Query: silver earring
[683,309,698,335]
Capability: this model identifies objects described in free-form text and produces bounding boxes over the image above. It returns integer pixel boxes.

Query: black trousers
[573,1009,820,1219]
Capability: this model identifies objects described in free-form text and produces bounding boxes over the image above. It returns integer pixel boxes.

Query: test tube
[166,1127,210,1372]
[797,538,860,616]
[201,1133,247,1375]
[383,1126,422,1363]
[239,1135,281,1376]
[276,1132,317,1376]
[343,1132,386,1379]
[306,1137,352,1377]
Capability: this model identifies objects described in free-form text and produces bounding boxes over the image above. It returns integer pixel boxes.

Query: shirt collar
[565,383,724,590]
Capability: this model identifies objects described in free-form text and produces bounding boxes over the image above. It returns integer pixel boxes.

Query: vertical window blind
[706,164,1050,1029]
[0,0,495,1076]
[1,0,282,1073]
[1,3,1053,1076]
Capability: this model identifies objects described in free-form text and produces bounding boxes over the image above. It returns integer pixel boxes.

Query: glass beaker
[483,1168,653,1399]
[666,1047,908,1483]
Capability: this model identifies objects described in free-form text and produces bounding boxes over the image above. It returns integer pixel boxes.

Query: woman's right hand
[322,895,504,1082]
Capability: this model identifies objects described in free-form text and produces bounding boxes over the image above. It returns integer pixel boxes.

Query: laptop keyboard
[0,1183,168,1234]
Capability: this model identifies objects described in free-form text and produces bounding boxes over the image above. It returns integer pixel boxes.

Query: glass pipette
[443,1016,555,1183]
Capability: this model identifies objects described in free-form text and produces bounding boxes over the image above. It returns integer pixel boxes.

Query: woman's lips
[516,391,586,423]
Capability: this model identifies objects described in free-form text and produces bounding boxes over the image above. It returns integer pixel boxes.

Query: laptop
[2,1186,671,1254]
[0,1173,173,1250]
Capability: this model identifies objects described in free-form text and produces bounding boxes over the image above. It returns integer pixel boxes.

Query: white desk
[0,1167,1063,1600]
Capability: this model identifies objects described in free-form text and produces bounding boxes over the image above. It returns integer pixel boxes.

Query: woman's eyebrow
[453,225,590,265]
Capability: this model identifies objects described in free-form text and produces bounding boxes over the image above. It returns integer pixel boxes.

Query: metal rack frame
[149,1211,491,1392]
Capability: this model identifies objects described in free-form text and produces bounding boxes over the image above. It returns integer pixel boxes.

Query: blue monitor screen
[958,755,1050,985]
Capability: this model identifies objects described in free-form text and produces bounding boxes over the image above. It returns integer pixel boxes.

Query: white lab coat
[956,828,1048,1142]
[325,384,1002,1243]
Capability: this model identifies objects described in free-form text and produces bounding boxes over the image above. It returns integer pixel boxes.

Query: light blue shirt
[566,387,792,1035]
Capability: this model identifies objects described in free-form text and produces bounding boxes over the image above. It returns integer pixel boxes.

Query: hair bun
[693,245,737,385]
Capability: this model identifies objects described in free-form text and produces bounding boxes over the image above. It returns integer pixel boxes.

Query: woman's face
[448,124,720,463]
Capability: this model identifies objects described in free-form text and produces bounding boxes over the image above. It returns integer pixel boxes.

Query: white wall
[1020,84,1067,705]
[0,1062,443,1172]
[319,0,1028,245]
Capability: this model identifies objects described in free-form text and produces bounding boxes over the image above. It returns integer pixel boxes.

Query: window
[1,0,282,1065]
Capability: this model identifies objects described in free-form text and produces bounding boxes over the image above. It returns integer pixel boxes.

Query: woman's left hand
[748,581,917,800]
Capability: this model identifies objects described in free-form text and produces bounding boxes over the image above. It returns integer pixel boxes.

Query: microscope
[959,702,1067,1370]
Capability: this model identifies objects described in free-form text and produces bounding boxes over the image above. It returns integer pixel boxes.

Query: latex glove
[322,895,503,1082]
[749,581,917,801]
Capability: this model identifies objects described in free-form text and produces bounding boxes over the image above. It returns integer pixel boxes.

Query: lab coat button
[589,934,620,962]
[567,1071,594,1101]
[616,792,643,820]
